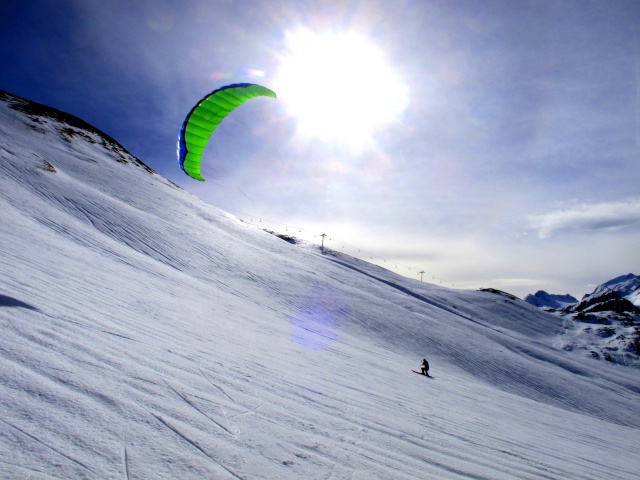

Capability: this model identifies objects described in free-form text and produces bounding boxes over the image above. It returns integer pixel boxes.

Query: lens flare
[290,283,348,351]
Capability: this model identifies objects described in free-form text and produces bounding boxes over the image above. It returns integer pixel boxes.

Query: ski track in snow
[1,91,640,478]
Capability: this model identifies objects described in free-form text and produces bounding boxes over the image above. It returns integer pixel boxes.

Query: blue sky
[2,0,639,298]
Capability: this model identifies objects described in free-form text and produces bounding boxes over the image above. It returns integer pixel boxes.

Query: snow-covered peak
[573,289,637,315]
[525,274,639,367]
[524,290,578,309]
[0,89,157,176]
[593,273,640,306]
[525,273,640,309]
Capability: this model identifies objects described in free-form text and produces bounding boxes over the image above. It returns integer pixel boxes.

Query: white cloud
[529,199,640,238]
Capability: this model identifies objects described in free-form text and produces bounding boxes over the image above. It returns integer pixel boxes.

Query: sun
[274,29,409,150]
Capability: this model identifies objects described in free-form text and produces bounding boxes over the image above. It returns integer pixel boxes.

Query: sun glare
[275,29,409,150]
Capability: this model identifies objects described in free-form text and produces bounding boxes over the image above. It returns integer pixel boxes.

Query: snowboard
[412,370,433,378]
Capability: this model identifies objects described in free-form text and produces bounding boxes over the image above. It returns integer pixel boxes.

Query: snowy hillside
[1,90,640,479]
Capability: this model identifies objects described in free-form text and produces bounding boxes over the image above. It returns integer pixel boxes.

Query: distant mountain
[525,273,640,309]
[526,274,640,364]
[524,291,578,309]
[593,273,640,306]
[574,288,638,316]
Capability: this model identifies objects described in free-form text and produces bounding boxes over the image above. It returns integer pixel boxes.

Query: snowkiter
[421,358,430,376]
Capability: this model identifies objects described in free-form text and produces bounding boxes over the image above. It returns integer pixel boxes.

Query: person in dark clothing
[421,358,430,376]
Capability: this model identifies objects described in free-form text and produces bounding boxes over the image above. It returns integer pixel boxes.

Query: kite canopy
[177,83,277,181]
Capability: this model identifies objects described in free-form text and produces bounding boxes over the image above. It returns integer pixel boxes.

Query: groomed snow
[1,91,639,479]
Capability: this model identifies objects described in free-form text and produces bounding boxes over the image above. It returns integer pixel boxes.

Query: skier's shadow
[0,294,39,311]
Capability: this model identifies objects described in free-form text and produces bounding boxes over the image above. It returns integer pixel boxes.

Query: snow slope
[1,90,639,479]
